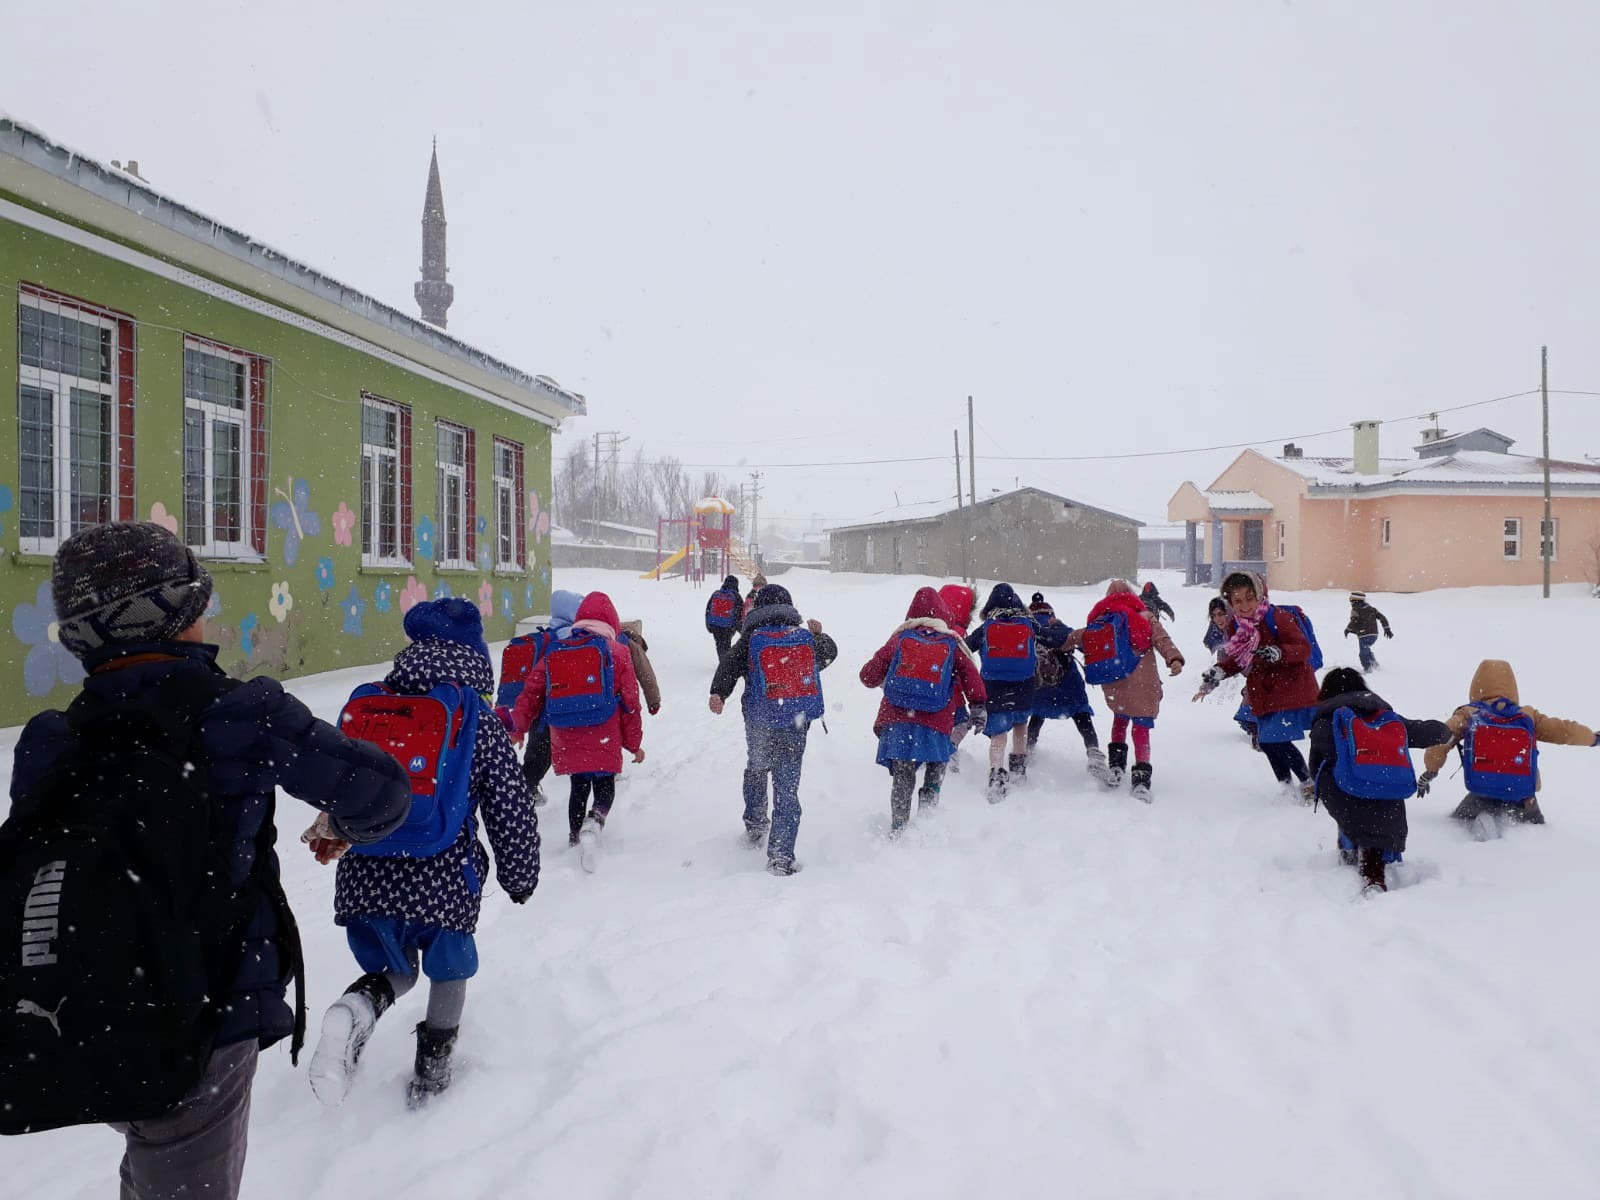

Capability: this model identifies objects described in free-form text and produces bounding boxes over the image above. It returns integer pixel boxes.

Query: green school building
[0,118,584,728]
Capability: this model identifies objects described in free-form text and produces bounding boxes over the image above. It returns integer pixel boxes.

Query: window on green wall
[361,394,411,567]
[435,420,474,569]
[493,437,525,570]
[16,286,136,551]
[183,337,268,559]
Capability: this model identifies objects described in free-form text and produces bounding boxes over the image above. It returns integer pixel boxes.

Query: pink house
[1167,422,1600,591]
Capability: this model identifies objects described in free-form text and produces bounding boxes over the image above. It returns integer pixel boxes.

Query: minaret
[414,139,455,328]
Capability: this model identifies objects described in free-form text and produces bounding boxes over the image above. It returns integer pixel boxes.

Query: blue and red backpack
[496,628,556,709]
[706,588,741,631]
[542,630,619,729]
[1328,706,1417,800]
[338,682,479,859]
[979,617,1037,683]
[883,628,957,712]
[1081,612,1142,685]
[1262,604,1325,670]
[746,626,826,726]
[1461,702,1538,802]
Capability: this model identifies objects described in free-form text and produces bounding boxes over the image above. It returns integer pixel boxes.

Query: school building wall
[0,200,554,728]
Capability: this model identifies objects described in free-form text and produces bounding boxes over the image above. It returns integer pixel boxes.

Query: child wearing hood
[509,591,645,862]
[705,574,743,664]
[1344,592,1393,672]
[309,599,540,1109]
[1195,570,1320,801]
[496,588,584,807]
[938,583,979,771]
[965,583,1071,802]
[1066,581,1184,801]
[1308,667,1452,894]
[1025,592,1108,783]
[860,587,987,833]
[1419,659,1597,840]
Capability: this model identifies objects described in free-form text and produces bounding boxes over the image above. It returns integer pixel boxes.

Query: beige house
[827,487,1141,587]
[1168,423,1600,591]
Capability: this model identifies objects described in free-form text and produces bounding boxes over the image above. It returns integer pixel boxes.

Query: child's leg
[889,761,917,830]
[1026,714,1045,748]
[743,723,773,834]
[425,979,468,1030]
[988,732,1008,769]
[568,775,594,842]
[1110,713,1130,746]
[920,760,947,801]
[589,775,617,826]
[1260,741,1308,783]
[522,726,553,796]
[1073,712,1099,749]
[1131,723,1152,765]
[767,726,808,866]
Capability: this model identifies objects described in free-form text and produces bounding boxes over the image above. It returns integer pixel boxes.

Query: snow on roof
[1204,489,1273,512]
[579,519,658,537]
[1274,450,1600,491]
[1138,523,1188,542]
[825,486,1145,533]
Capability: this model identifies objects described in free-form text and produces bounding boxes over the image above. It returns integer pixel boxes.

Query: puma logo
[16,997,65,1037]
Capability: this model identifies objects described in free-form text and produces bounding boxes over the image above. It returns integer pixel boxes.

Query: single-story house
[575,519,657,550]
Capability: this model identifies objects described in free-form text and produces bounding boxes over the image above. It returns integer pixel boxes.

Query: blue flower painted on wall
[316,556,336,593]
[523,581,534,611]
[373,579,393,614]
[500,590,514,621]
[270,478,322,567]
[477,543,491,572]
[240,613,260,658]
[0,484,12,539]
[415,516,436,562]
[342,585,367,637]
[475,514,488,536]
[540,566,550,588]
[432,581,453,600]
[13,582,86,697]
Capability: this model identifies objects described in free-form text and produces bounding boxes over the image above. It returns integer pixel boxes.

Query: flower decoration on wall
[433,581,453,601]
[476,543,491,573]
[270,478,322,567]
[240,613,260,659]
[415,515,436,562]
[148,501,179,535]
[316,557,336,593]
[342,584,367,637]
[500,589,514,621]
[476,580,494,619]
[0,484,12,539]
[374,579,394,614]
[540,565,550,588]
[475,514,488,536]
[331,502,356,548]
[527,490,551,542]
[13,582,86,697]
[269,581,294,623]
[400,576,427,614]
[523,581,534,611]
[205,590,223,620]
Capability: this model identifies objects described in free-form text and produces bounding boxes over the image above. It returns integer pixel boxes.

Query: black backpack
[0,670,282,1134]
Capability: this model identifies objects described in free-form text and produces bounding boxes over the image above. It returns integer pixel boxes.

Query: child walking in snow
[1067,580,1184,801]
[1418,659,1597,840]
[705,574,742,664]
[509,591,645,866]
[1024,592,1106,781]
[1194,570,1320,801]
[1204,597,1228,659]
[497,588,584,808]
[966,583,1070,802]
[1344,592,1393,672]
[1308,667,1452,894]
[939,582,979,772]
[860,587,987,834]
[310,598,540,1109]
[709,583,838,874]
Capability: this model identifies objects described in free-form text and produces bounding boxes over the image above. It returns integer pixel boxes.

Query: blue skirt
[877,722,956,769]
[1256,705,1316,745]
[1032,697,1093,720]
[983,708,1032,737]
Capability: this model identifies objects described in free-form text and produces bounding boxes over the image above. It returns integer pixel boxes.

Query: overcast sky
[9,0,1600,530]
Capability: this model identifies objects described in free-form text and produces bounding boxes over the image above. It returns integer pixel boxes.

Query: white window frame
[17,295,121,554]
[436,421,470,569]
[1381,518,1392,548]
[182,339,255,559]
[1540,516,1559,562]
[865,535,876,568]
[1275,521,1286,561]
[1503,517,1522,561]
[360,397,409,568]
[492,439,522,571]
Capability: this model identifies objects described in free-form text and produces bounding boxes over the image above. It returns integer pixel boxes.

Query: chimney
[1419,427,1447,444]
[1282,443,1303,460]
[1352,420,1381,476]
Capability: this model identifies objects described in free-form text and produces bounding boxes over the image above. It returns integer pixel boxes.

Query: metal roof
[826,486,1144,534]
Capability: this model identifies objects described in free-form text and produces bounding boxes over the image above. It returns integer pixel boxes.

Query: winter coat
[512,592,644,776]
[1309,688,1452,852]
[1215,604,1319,716]
[860,588,987,737]
[1068,592,1184,721]
[9,642,412,1051]
[1344,601,1392,639]
[1420,659,1596,789]
[964,583,1070,715]
[1031,623,1093,716]
[621,620,661,714]
[1203,622,1227,655]
[1141,583,1176,623]
[938,584,977,637]
[706,576,742,633]
[335,640,540,934]
[710,601,840,719]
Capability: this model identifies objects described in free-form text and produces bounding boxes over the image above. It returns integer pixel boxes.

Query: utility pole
[1542,345,1552,599]
[591,430,628,527]
[967,396,977,584]
[748,470,764,564]
[953,429,969,585]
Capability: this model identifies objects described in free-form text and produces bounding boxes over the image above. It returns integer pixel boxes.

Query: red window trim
[361,391,413,564]
[184,334,270,555]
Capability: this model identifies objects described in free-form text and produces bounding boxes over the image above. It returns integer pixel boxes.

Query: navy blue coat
[9,643,411,1051]
[965,609,1071,715]
[1309,689,1452,853]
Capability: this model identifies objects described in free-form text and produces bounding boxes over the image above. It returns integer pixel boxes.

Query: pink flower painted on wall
[331,502,356,547]
[476,579,494,619]
[527,490,551,542]
[148,502,179,535]
[399,576,427,614]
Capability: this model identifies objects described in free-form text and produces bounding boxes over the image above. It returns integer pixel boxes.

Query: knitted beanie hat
[52,522,213,661]
[1350,591,1367,604]
[403,597,490,663]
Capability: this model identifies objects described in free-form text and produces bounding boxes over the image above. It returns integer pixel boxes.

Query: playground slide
[640,545,690,579]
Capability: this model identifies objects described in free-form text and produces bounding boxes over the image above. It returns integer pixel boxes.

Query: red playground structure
[642,496,754,583]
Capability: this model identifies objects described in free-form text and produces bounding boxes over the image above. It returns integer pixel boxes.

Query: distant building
[1168,424,1600,590]
[1137,524,1189,571]
[826,487,1141,586]
[576,519,657,550]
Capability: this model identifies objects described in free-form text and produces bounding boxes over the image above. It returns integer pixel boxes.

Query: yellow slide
[640,545,689,579]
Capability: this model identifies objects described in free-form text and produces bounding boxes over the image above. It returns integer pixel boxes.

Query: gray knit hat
[51,522,214,660]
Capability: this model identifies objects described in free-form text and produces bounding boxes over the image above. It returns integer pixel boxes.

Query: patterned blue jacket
[334,640,540,934]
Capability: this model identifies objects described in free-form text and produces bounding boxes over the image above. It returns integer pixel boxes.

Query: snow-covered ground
[8,569,1600,1199]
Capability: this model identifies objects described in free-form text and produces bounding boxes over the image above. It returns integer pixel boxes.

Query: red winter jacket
[860,588,986,737]
[511,592,643,776]
[1216,605,1319,716]
[1082,591,1155,655]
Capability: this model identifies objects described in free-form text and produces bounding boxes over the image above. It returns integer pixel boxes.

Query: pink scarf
[1223,602,1267,673]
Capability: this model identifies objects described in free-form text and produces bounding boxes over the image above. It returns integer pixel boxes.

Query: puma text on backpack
[1262,604,1325,670]
[884,629,957,712]
[1461,703,1539,802]
[706,589,740,630]
[980,618,1037,683]
[1081,612,1142,685]
[543,631,619,729]
[339,682,479,859]
[496,629,554,708]
[747,626,826,726]
[1329,707,1417,800]
[0,673,273,1135]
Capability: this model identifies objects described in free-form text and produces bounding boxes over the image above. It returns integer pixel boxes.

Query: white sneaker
[1086,748,1113,786]
[577,816,602,872]
[308,992,378,1107]
[1471,812,1501,842]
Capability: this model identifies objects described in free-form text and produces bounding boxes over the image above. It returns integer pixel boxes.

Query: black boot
[1129,762,1153,803]
[1357,849,1387,895]
[1106,742,1128,787]
[987,766,1009,804]
[406,1022,459,1109]
[1008,752,1027,782]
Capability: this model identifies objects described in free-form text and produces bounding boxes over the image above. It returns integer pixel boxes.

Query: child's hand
[649,704,660,716]
[300,814,350,865]
[632,748,647,764]
[1384,629,1394,639]
[708,694,725,715]
[1168,662,1183,677]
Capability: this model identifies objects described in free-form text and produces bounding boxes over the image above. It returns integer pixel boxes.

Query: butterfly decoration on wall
[271,478,322,566]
